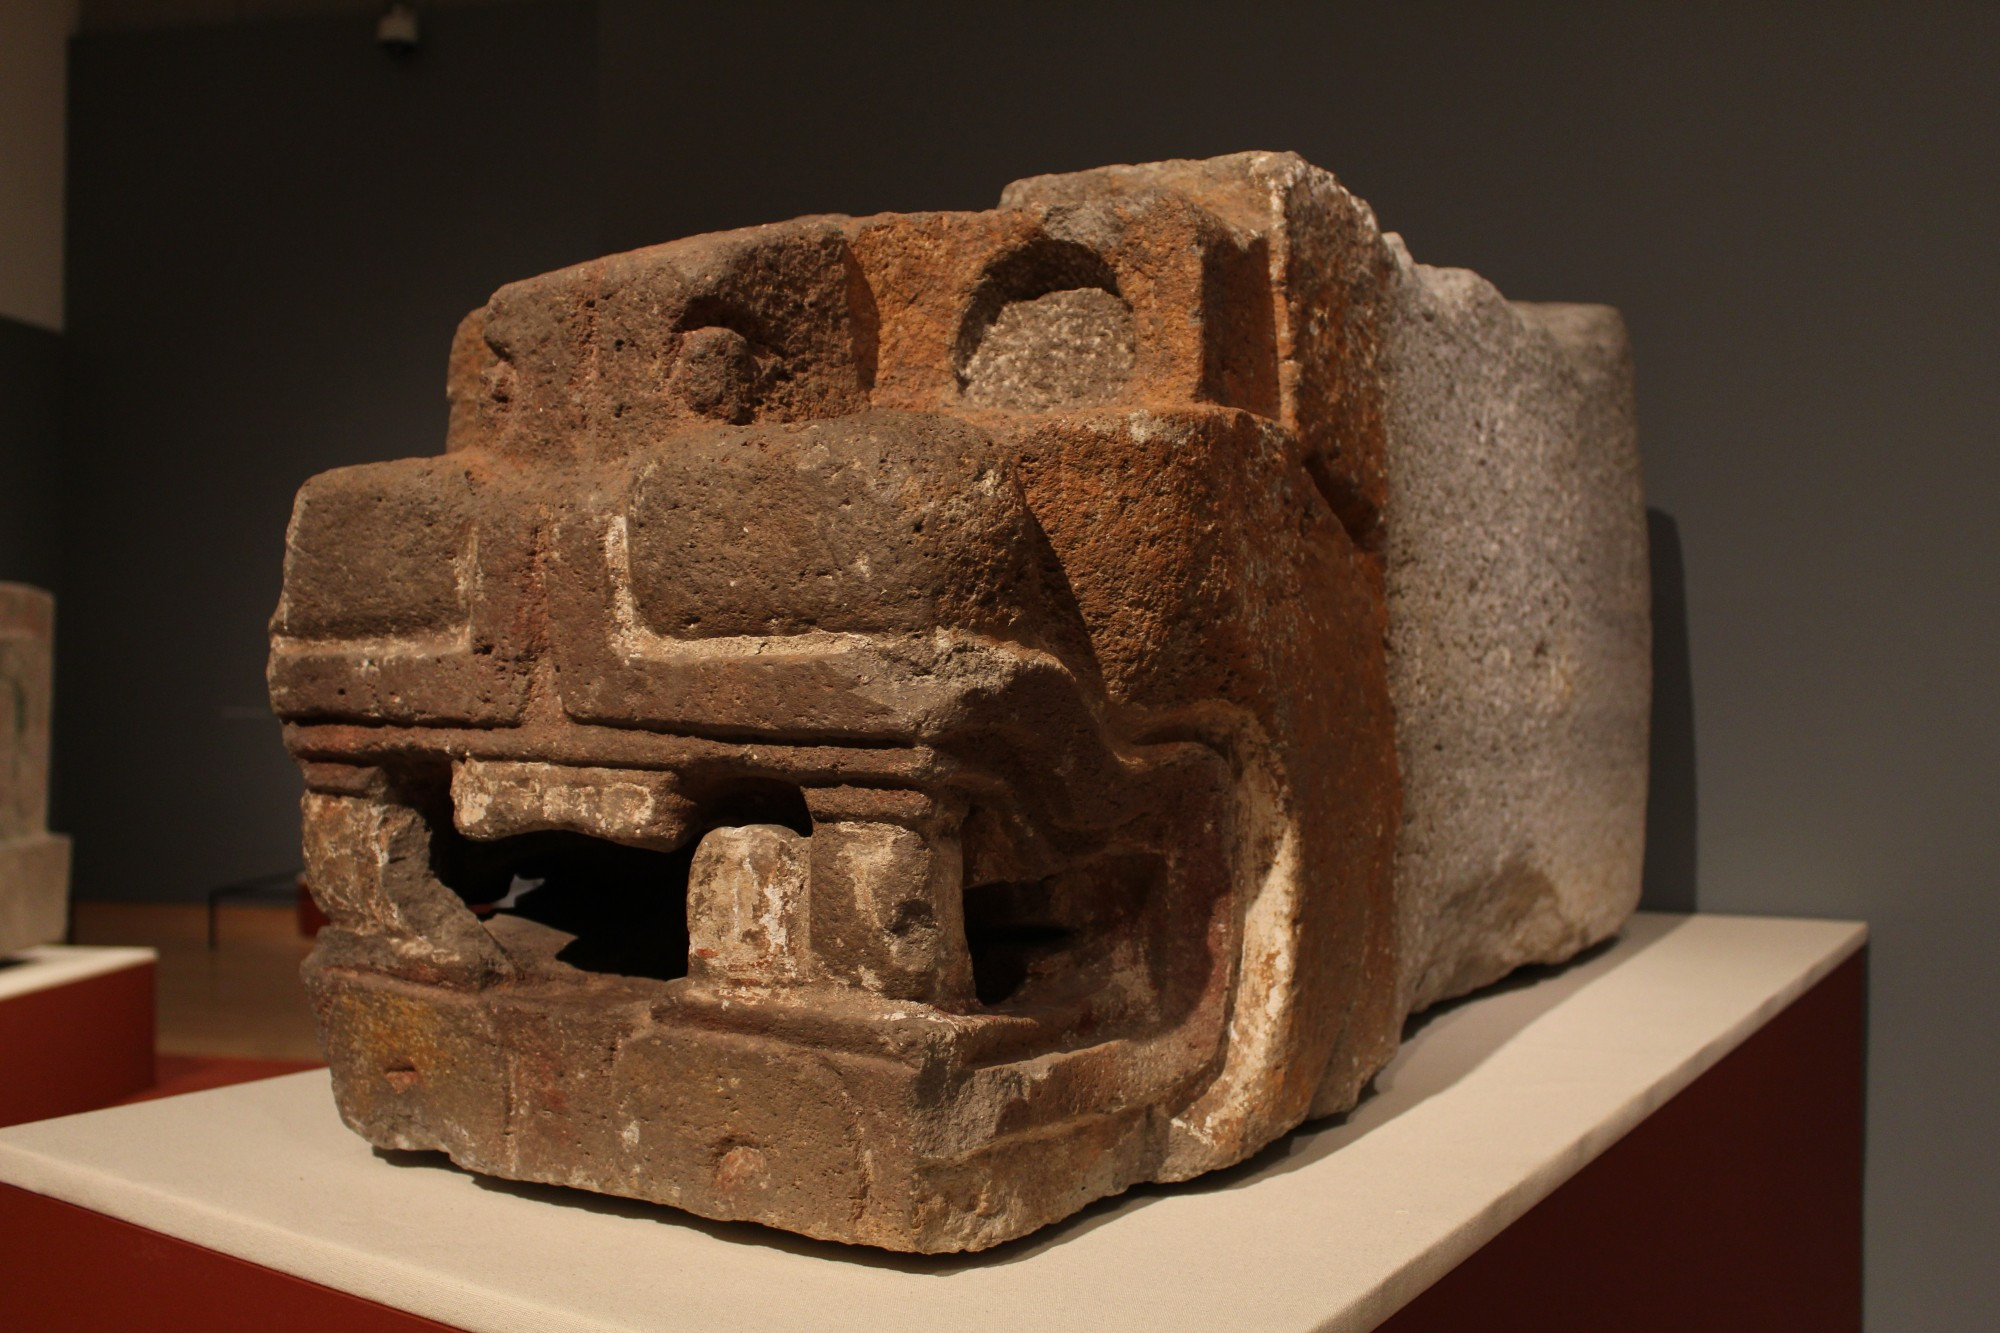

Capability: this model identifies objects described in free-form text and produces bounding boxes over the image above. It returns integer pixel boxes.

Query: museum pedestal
[0,914,1863,1331]
[0,945,156,1130]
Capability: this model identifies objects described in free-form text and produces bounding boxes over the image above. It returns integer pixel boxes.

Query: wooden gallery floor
[72,902,323,1065]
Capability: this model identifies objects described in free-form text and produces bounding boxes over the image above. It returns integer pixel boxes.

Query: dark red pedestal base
[0,950,1865,1331]
[1381,949,1865,1332]
[0,1184,458,1332]
[0,956,156,1129]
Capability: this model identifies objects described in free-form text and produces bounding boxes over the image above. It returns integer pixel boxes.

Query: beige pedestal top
[0,945,157,1002]
[0,913,1864,1332]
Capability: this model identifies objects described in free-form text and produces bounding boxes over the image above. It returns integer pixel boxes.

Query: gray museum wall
[0,316,64,591]
[50,2,1997,1328]
[0,0,70,593]
[57,1,599,905]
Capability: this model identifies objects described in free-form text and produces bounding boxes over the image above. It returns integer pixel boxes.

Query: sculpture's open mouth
[461,830,696,982]
[417,754,1204,1042]
[281,579,1247,1250]
[294,732,1239,1253]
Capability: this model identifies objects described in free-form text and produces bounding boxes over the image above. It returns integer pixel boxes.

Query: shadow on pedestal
[1642,508,1698,913]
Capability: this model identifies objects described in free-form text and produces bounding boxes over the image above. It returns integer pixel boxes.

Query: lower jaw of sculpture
[296,742,1240,1252]
[304,953,1226,1252]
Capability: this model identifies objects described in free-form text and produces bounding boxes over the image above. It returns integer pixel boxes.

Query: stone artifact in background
[269,152,1649,1252]
[0,584,71,956]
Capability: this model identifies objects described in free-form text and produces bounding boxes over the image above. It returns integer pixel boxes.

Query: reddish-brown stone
[271,152,1648,1251]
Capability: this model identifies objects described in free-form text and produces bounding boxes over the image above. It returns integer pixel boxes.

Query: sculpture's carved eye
[668,325,758,424]
[955,239,1135,412]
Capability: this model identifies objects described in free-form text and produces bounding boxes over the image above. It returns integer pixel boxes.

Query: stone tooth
[686,823,811,985]
[449,759,695,851]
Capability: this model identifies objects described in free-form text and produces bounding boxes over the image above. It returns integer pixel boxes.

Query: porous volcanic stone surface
[269,152,1650,1252]
[0,583,70,957]
[1376,245,1650,1023]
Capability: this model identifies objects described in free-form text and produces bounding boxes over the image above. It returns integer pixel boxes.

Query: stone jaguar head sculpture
[270,152,1650,1252]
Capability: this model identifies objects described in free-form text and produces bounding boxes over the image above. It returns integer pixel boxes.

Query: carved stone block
[1,583,70,956]
[271,152,1649,1251]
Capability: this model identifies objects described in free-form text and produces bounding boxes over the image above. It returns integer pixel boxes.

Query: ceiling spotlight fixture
[376,2,420,53]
